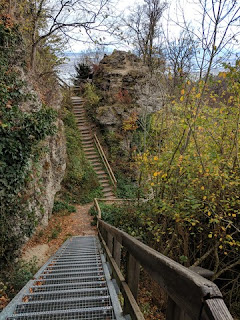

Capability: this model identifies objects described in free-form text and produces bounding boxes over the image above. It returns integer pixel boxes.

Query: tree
[125,0,167,70]
[74,63,91,85]
[182,0,240,81]
[9,0,113,70]
[164,30,195,89]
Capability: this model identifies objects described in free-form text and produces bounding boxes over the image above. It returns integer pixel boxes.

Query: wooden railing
[95,200,233,320]
[93,134,117,190]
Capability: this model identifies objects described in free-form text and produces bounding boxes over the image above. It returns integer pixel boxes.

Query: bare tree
[181,0,240,80]
[125,0,168,70]
[164,29,195,89]
[12,0,114,70]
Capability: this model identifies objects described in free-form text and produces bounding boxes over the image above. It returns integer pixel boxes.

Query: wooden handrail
[93,134,117,189]
[97,217,233,320]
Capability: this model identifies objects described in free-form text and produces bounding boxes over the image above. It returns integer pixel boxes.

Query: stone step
[85,152,98,156]
[103,186,113,192]
[99,179,110,184]
[98,173,108,179]
[83,148,95,153]
[95,170,106,175]
[103,191,115,198]
[81,133,92,137]
[101,182,111,187]
[83,146,95,150]
[87,155,99,160]
[80,127,90,131]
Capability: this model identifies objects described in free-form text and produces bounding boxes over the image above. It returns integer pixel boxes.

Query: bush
[0,258,38,310]
[53,200,76,215]
[83,83,101,121]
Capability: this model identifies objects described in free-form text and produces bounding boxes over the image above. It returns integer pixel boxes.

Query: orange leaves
[122,112,138,132]
[116,89,132,104]
[0,14,14,29]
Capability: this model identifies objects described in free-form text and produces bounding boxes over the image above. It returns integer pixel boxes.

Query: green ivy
[0,22,57,266]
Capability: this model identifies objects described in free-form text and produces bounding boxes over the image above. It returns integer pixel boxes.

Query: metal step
[2,236,125,319]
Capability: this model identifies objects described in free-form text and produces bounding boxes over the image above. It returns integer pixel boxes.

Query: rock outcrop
[92,50,165,131]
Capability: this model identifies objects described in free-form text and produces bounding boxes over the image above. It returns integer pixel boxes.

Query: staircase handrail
[93,134,117,190]
[97,215,233,320]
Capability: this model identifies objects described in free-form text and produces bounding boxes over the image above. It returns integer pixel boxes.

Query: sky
[66,0,199,53]
[59,0,239,82]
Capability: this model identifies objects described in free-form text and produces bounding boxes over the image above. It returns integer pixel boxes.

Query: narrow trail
[22,204,96,267]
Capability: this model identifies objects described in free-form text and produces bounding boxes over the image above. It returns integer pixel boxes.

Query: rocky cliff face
[21,72,67,227]
[92,50,165,131]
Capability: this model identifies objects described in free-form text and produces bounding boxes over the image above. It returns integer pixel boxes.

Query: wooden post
[107,233,113,255]
[113,238,121,268]
[126,253,140,300]
[166,297,190,320]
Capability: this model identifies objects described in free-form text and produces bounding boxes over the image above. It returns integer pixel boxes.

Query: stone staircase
[71,96,115,198]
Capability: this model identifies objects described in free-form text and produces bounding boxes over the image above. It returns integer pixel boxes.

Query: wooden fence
[94,199,233,320]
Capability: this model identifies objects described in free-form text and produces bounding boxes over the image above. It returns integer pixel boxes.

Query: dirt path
[22,203,96,267]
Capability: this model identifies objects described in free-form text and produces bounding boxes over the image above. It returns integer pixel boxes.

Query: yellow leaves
[201,186,205,190]
[153,156,158,161]
[208,233,213,238]
[180,96,184,102]
[178,155,183,162]
[175,213,181,223]
[195,93,201,99]
[219,245,223,250]
[151,182,154,186]
[232,213,236,218]
[181,89,185,95]
[207,211,211,216]
[153,172,158,177]
[219,72,227,78]
[203,196,207,200]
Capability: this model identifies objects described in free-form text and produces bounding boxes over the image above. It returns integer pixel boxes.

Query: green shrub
[116,171,140,199]
[83,83,101,121]
[53,200,76,215]
[0,258,38,306]
[48,225,62,240]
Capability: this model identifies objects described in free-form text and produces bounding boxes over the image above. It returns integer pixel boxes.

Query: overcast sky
[66,0,200,53]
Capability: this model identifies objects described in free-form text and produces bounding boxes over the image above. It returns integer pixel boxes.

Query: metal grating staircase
[1,237,125,320]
